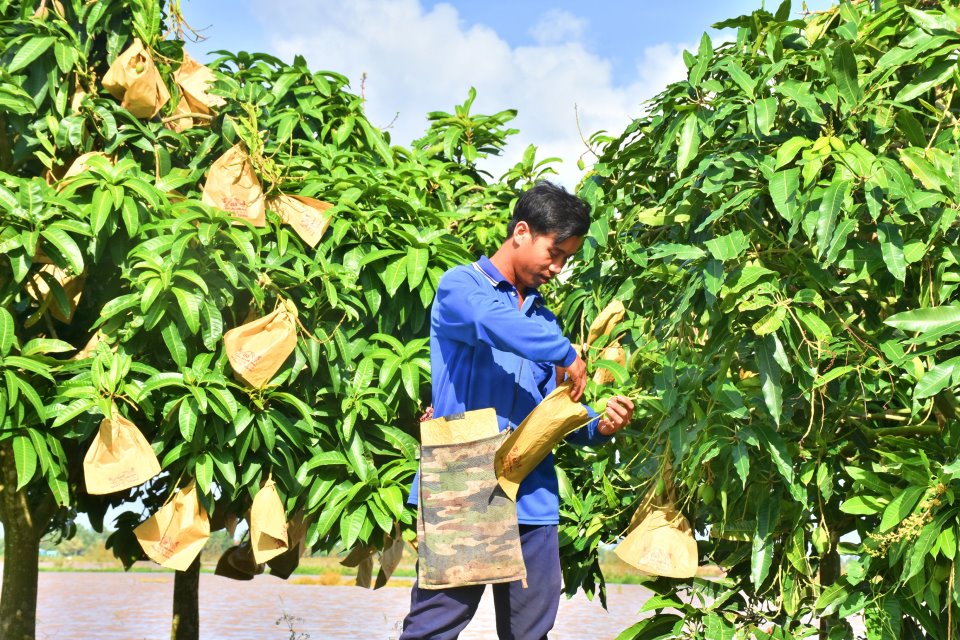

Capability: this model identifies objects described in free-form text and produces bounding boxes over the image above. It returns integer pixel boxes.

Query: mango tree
[553,0,960,637]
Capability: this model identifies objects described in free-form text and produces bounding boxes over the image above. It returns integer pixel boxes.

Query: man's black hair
[506,181,591,243]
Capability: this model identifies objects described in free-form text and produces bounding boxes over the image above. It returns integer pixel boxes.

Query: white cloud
[530,9,587,45]
[259,0,692,189]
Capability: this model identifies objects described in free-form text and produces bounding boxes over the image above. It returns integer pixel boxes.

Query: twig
[161,112,214,124]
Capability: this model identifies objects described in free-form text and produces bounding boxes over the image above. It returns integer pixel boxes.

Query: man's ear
[512,220,531,245]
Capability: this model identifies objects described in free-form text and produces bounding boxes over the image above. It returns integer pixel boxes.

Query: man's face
[513,222,583,291]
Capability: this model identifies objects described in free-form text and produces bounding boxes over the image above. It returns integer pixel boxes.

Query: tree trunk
[171,554,200,640]
[0,442,54,640]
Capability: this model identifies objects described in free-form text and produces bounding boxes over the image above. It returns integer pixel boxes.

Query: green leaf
[41,227,84,273]
[358,118,394,168]
[12,435,37,490]
[160,321,187,368]
[9,36,56,73]
[381,257,407,296]
[885,306,960,335]
[756,336,782,426]
[816,178,848,257]
[406,247,429,289]
[341,504,368,549]
[195,453,214,494]
[914,357,960,399]
[895,60,956,103]
[769,168,800,223]
[839,495,886,515]
[831,42,862,108]
[0,307,15,356]
[752,97,776,136]
[179,398,198,441]
[751,497,777,588]
[775,137,812,169]
[732,441,750,488]
[172,287,202,334]
[795,307,833,343]
[876,222,906,282]
[676,112,700,176]
[704,230,748,262]
[879,486,925,532]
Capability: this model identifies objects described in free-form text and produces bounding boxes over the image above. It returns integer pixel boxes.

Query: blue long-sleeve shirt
[408,256,608,525]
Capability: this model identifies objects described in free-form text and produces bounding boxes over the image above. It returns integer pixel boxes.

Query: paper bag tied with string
[83,413,161,495]
[27,264,85,323]
[614,473,698,579]
[495,382,590,501]
[267,194,333,248]
[202,145,266,226]
[223,304,298,388]
[135,480,211,571]
[342,523,406,589]
[169,52,225,132]
[250,478,289,563]
[102,38,170,119]
[215,541,264,581]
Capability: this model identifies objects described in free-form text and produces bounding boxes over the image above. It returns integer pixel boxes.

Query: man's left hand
[597,396,634,436]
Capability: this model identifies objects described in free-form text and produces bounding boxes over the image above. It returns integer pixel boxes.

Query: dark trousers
[400,524,562,640]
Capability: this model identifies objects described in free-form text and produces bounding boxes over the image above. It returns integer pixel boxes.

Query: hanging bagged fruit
[249,477,289,564]
[214,541,263,581]
[585,300,626,385]
[201,144,266,226]
[494,382,592,501]
[614,469,698,578]
[169,52,225,132]
[266,194,333,248]
[101,38,170,119]
[83,411,161,495]
[223,300,298,388]
[134,480,211,571]
[27,264,85,323]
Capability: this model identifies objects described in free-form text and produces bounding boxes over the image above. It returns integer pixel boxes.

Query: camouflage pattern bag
[417,429,526,589]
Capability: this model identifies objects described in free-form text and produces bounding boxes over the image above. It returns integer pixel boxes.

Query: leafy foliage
[552,0,960,636]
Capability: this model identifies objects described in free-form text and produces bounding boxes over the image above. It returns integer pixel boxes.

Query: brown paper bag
[375,523,405,589]
[586,300,626,347]
[495,382,591,501]
[174,52,225,113]
[166,96,196,133]
[83,413,161,495]
[201,144,266,226]
[214,541,264,581]
[102,38,170,119]
[267,194,333,248]
[27,264,85,323]
[223,304,298,388]
[613,475,698,578]
[593,343,626,385]
[250,478,289,563]
[267,512,309,579]
[134,480,211,571]
[420,408,499,446]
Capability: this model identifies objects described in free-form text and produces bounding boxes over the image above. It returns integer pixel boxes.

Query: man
[401,181,635,640]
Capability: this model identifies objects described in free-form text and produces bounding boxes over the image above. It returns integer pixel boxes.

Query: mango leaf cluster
[554,1,960,637]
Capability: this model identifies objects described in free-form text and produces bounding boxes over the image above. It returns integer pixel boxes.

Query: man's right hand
[557,354,587,402]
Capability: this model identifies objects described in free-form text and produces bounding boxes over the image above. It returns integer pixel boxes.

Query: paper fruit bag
[83,413,161,495]
[267,194,333,248]
[250,478,289,563]
[495,382,591,501]
[614,476,698,578]
[586,300,626,347]
[593,343,626,385]
[420,408,499,446]
[214,541,263,581]
[223,304,298,388]
[135,480,211,571]
[102,38,170,119]
[174,52,225,114]
[266,512,309,579]
[201,145,266,226]
[27,264,85,323]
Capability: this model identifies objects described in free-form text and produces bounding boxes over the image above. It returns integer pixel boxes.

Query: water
[33,572,652,639]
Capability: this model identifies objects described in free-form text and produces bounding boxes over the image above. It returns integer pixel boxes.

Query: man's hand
[557,354,587,402]
[597,395,635,436]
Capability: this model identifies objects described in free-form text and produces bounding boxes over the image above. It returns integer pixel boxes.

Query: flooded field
[30,571,652,639]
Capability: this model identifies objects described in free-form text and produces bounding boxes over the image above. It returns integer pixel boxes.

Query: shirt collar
[473,256,543,303]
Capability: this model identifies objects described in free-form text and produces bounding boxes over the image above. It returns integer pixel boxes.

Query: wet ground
[32,572,653,639]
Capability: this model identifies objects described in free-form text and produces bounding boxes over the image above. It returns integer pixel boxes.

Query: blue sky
[177,0,837,186]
